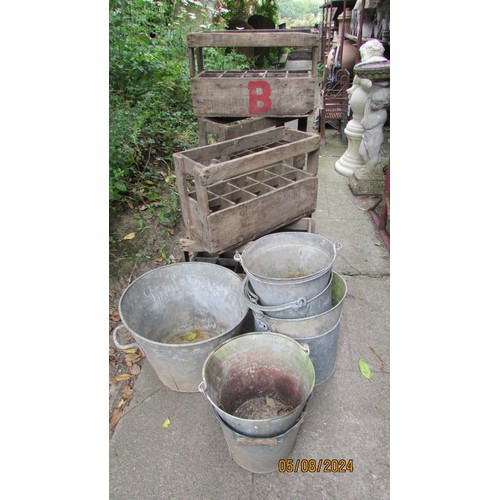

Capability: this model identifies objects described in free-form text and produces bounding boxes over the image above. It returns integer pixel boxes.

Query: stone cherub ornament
[348,40,390,194]
[355,39,390,173]
[335,39,386,177]
[359,83,390,171]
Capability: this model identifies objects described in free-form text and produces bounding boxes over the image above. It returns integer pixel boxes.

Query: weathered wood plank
[205,179,318,254]
[173,155,193,236]
[188,48,196,77]
[191,74,316,117]
[180,127,288,163]
[197,118,208,146]
[188,30,319,48]
[189,217,316,260]
[198,137,320,185]
[306,148,320,176]
[197,117,289,145]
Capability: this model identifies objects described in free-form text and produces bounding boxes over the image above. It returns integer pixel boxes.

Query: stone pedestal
[335,77,371,177]
[348,163,387,195]
[334,116,366,176]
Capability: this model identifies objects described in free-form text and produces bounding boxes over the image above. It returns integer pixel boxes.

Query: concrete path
[109,127,390,499]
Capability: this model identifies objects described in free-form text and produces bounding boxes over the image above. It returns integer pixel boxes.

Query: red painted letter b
[248,81,272,114]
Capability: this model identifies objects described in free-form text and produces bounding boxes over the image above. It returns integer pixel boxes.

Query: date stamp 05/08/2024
[277,459,354,473]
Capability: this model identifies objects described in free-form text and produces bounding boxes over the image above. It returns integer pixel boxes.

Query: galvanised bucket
[234,232,341,307]
[252,271,347,338]
[252,272,347,385]
[113,262,248,393]
[199,332,315,437]
[213,407,305,473]
[242,272,333,320]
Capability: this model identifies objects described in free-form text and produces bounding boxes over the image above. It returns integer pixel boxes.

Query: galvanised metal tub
[234,232,340,307]
[113,262,248,392]
[200,332,315,437]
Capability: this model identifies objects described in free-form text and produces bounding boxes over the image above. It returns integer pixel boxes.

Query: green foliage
[214,0,279,27]
[109,0,205,206]
[277,0,322,26]
[213,0,251,24]
[202,47,251,71]
[253,0,279,24]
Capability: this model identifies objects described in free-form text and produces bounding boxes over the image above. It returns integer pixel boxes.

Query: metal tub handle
[242,277,307,312]
[299,343,310,356]
[113,324,139,350]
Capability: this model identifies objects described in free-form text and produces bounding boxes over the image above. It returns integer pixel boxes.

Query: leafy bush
[109,0,205,206]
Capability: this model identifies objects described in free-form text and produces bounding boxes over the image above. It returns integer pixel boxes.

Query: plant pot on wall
[341,39,357,76]
[335,9,356,78]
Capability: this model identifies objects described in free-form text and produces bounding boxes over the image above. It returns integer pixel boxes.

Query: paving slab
[109,127,390,499]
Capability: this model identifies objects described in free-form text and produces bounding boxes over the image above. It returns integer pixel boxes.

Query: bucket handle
[113,324,139,350]
[243,277,307,312]
[299,343,310,355]
[198,381,206,394]
[236,242,342,263]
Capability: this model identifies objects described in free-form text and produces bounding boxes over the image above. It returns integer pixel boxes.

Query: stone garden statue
[347,39,390,194]
[359,82,390,171]
[335,39,387,177]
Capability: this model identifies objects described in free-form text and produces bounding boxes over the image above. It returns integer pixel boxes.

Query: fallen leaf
[125,353,142,363]
[110,310,121,322]
[126,200,134,210]
[117,398,126,409]
[121,385,133,400]
[123,348,137,354]
[162,418,171,429]
[123,232,136,240]
[111,373,132,384]
[110,407,124,433]
[358,359,372,382]
[155,256,164,263]
[145,180,155,185]
[266,396,276,408]
[185,331,198,341]
[130,364,141,376]
[375,241,382,247]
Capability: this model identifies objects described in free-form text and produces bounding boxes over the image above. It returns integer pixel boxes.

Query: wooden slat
[198,137,321,185]
[179,127,287,163]
[188,30,319,48]
[173,155,193,236]
[196,47,204,73]
[205,179,318,254]
[188,48,196,77]
[191,75,316,117]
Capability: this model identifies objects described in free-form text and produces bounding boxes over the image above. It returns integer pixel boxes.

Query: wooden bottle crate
[188,30,319,118]
[173,127,320,255]
[198,116,291,146]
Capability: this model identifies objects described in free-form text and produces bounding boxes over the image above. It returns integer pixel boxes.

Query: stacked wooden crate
[187,30,319,119]
[175,29,321,256]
